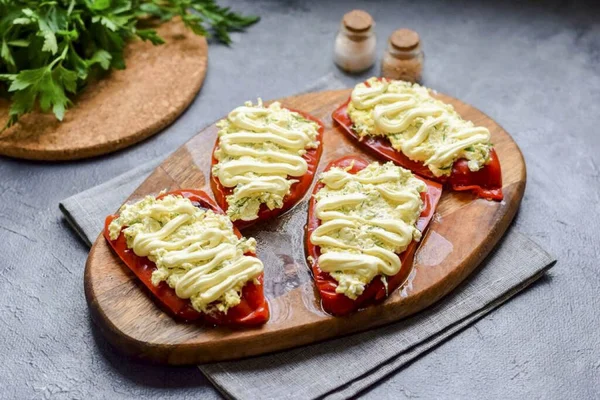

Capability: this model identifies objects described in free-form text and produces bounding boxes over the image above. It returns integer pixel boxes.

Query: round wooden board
[0,20,207,161]
[85,89,526,365]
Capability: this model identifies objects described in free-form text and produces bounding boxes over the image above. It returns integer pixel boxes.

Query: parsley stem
[67,0,75,16]
[49,45,69,69]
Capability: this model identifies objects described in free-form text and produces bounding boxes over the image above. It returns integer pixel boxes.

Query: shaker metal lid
[342,10,373,32]
[390,29,420,50]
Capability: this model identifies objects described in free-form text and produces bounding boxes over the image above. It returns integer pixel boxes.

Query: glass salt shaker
[381,29,424,83]
[333,10,377,73]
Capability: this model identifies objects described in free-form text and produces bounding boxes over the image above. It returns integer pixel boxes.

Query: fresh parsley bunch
[0,0,259,127]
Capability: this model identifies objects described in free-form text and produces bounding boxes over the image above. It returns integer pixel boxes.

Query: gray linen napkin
[200,231,553,400]
[60,74,555,400]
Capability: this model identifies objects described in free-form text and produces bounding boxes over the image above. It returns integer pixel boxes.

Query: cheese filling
[108,194,264,314]
[348,77,493,177]
[310,162,426,300]
[213,100,320,222]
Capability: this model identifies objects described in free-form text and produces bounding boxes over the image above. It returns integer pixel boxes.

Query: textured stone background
[0,0,598,399]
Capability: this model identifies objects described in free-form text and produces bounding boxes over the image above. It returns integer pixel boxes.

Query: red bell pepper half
[211,108,325,230]
[332,81,503,201]
[305,156,443,316]
[103,189,269,326]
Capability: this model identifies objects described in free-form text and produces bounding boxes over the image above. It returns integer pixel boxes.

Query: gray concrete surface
[1,0,599,398]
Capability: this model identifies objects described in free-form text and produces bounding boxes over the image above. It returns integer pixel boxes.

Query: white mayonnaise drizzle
[108,194,263,314]
[213,100,320,222]
[310,162,425,299]
[348,78,492,176]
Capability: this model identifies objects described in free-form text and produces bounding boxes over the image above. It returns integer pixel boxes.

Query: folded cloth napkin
[60,74,555,400]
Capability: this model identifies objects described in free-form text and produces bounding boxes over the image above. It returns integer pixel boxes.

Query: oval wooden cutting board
[85,88,526,364]
[0,19,207,161]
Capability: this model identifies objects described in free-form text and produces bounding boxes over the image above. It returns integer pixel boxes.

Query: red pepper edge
[102,189,270,326]
[305,155,443,316]
[210,107,326,230]
[331,81,503,201]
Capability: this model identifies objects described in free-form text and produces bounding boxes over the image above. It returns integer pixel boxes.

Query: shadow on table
[89,318,211,390]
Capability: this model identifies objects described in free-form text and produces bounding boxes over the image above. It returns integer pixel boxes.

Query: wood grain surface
[84,88,526,365]
[0,19,208,161]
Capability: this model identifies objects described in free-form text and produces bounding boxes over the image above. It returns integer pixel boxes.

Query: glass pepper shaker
[333,10,377,73]
[381,29,424,83]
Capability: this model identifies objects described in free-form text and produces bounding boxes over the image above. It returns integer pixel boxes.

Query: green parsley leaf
[1,41,16,68]
[0,0,259,129]
[86,50,112,70]
[136,29,165,45]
